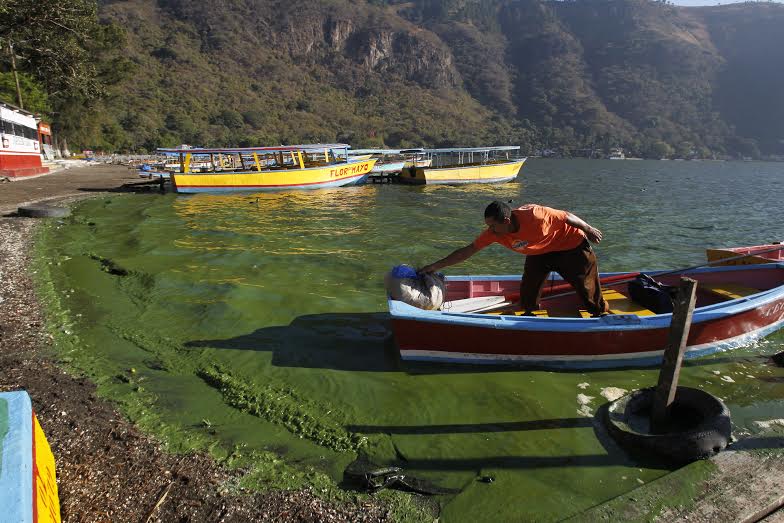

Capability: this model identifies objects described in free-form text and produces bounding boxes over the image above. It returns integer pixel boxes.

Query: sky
[671,0,782,5]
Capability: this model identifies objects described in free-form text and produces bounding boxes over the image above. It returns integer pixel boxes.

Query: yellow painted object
[706,249,774,266]
[172,159,376,193]
[33,416,60,522]
[0,391,61,523]
[603,288,656,316]
[502,290,653,317]
[701,282,759,300]
[252,153,262,171]
[486,288,654,318]
[400,159,525,185]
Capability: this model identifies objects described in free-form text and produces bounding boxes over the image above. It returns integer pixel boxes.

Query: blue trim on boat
[390,264,784,334]
[0,391,34,523]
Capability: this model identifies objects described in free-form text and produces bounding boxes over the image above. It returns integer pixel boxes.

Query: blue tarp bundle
[390,264,418,279]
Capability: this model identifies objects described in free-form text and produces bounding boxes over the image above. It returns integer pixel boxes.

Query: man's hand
[566,213,603,244]
[419,264,437,274]
[584,225,603,244]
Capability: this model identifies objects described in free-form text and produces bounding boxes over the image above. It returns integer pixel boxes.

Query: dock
[367,172,401,184]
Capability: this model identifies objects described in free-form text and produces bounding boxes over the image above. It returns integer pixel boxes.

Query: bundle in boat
[384,265,445,310]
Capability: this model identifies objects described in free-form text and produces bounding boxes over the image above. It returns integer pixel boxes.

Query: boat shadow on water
[185,312,545,374]
[185,312,403,372]
[184,312,770,374]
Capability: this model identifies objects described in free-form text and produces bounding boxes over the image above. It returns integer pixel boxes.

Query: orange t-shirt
[473,204,586,255]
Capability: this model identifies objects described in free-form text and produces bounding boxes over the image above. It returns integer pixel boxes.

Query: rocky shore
[0,166,391,522]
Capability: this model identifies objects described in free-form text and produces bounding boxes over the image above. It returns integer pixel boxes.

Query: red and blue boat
[707,243,784,265]
[388,263,784,369]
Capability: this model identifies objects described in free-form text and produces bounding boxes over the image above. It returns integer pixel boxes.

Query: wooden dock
[367,172,400,184]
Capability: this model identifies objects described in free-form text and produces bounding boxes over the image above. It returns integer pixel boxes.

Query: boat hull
[371,161,406,174]
[172,159,375,193]
[388,265,784,369]
[398,159,525,185]
[707,243,784,266]
[138,170,171,179]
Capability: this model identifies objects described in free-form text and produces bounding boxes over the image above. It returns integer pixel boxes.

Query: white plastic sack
[384,265,446,310]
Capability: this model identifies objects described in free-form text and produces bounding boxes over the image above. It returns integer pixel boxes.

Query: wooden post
[651,277,698,433]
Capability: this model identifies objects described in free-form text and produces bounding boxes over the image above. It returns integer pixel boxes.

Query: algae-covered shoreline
[29,165,784,522]
[6,162,784,522]
[0,165,401,521]
[28,213,426,521]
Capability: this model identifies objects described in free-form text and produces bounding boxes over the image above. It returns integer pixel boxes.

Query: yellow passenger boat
[398,146,525,185]
[164,144,376,193]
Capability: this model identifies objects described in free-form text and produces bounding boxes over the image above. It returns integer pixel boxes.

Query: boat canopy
[157,144,350,154]
[348,148,425,155]
[423,146,520,154]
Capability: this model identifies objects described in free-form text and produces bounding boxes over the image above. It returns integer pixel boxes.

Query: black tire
[17,204,71,218]
[603,386,731,464]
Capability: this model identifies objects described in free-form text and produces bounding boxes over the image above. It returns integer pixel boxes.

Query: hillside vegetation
[4,0,783,158]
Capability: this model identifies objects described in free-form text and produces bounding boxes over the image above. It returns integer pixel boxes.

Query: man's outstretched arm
[420,243,479,273]
[566,213,603,243]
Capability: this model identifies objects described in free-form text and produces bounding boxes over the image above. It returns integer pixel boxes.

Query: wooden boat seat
[700,282,759,300]
[603,288,656,316]
[487,288,656,318]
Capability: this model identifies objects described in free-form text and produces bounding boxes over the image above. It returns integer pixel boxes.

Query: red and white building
[0,101,49,178]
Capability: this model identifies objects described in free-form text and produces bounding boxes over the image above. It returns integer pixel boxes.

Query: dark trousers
[520,240,609,316]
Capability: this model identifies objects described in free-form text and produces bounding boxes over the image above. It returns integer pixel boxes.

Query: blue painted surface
[0,391,34,523]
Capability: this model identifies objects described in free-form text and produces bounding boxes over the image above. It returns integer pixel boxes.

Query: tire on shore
[17,204,71,218]
[603,386,731,464]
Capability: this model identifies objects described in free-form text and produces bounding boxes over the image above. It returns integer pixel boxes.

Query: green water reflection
[39,159,784,521]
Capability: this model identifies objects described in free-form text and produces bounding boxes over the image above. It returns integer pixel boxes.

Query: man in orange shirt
[420,201,609,316]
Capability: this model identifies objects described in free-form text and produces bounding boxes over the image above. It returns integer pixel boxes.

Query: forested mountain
[10,0,784,158]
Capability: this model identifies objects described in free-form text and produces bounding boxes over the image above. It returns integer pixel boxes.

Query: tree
[0,0,108,100]
[0,71,50,114]
[642,139,674,159]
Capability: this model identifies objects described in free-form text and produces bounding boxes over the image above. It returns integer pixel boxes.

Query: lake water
[37,159,784,521]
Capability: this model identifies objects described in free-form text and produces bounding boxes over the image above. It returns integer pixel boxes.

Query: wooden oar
[503,272,639,303]
[539,243,784,303]
[448,273,637,313]
[473,244,784,314]
[443,244,784,312]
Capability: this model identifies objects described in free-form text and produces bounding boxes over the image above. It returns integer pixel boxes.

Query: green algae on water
[197,365,366,452]
[29,162,784,522]
[568,459,717,522]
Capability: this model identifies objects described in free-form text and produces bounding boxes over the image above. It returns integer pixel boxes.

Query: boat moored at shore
[388,263,784,368]
[397,146,525,185]
[163,144,376,193]
[706,243,784,266]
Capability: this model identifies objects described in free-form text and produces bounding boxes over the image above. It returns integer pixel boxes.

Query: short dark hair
[484,200,512,222]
